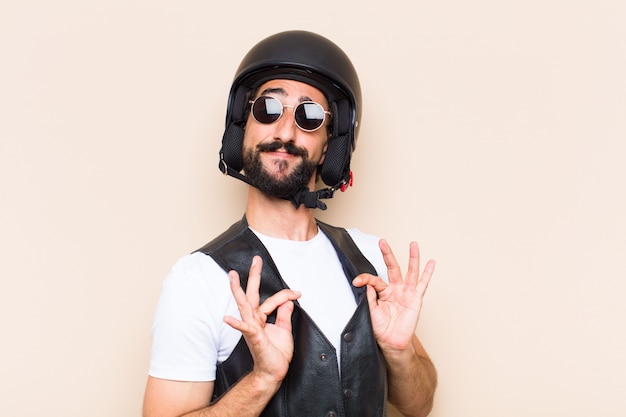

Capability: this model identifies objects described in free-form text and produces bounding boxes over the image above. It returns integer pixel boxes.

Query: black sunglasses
[249,96,331,132]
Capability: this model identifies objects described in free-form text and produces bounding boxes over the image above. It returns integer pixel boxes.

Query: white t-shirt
[148,226,386,382]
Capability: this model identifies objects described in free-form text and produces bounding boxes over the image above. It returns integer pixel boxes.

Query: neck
[245,187,318,241]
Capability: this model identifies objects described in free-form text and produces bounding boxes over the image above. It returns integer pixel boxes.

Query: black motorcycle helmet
[218,30,362,209]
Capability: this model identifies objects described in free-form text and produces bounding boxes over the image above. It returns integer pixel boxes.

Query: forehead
[255,79,328,106]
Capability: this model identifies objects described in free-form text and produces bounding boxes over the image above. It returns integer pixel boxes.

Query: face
[242,79,330,199]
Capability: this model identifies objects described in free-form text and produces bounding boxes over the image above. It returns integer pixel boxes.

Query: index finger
[352,273,387,293]
[259,289,301,316]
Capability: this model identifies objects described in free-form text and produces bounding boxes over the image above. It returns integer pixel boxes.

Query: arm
[142,371,281,417]
[143,256,300,417]
[384,335,437,417]
[353,239,437,417]
[143,378,213,417]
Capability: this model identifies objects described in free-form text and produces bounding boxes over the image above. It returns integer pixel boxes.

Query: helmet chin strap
[290,187,334,210]
[219,158,343,211]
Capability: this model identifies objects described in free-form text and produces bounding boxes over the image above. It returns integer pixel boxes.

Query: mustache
[256,141,308,158]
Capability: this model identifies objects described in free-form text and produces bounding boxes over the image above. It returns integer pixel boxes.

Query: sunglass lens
[294,102,325,131]
[253,96,282,124]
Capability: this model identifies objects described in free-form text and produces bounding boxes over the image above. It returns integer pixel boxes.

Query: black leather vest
[196,217,388,417]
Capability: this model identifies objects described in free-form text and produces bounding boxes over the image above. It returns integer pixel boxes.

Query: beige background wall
[1,1,624,416]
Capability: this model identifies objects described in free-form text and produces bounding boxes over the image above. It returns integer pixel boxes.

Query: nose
[273,106,297,141]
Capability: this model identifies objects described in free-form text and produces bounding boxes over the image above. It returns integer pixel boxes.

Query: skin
[143,79,437,417]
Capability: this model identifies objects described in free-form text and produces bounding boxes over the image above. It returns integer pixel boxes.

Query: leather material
[196,216,388,417]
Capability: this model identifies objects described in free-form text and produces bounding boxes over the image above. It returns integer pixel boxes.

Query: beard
[242,141,319,200]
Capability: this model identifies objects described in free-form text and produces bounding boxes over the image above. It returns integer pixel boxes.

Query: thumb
[275,301,295,331]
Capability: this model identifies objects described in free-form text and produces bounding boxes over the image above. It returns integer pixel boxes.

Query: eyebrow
[258,87,313,103]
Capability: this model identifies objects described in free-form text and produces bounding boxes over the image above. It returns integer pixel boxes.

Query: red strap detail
[340,171,354,192]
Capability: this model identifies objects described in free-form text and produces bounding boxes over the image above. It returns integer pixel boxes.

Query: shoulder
[163,252,229,289]
[346,227,380,248]
[156,252,231,318]
[346,228,387,281]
